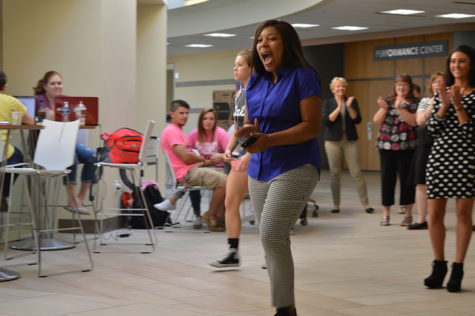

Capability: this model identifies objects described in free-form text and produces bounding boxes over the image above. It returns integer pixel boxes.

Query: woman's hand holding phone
[236,118,268,153]
[241,136,258,147]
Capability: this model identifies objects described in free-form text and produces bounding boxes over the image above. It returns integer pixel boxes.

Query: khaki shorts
[182,164,226,190]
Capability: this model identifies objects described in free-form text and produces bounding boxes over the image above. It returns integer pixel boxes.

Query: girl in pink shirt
[188,108,229,168]
[187,108,228,228]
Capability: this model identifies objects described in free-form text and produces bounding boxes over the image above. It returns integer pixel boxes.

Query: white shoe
[154,199,176,211]
[193,217,203,228]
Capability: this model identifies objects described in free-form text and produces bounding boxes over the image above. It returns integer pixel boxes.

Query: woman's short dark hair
[0,71,7,90]
[392,73,415,99]
[33,70,62,95]
[170,99,190,112]
[251,20,313,75]
[445,44,475,87]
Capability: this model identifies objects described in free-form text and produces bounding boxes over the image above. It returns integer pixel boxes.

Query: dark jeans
[64,143,97,185]
[189,190,201,216]
[379,149,415,206]
[3,147,24,197]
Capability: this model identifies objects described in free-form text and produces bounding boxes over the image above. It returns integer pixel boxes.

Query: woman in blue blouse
[237,20,321,316]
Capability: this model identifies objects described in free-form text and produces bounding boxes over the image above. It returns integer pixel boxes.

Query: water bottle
[75,101,87,126]
[61,101,70,122]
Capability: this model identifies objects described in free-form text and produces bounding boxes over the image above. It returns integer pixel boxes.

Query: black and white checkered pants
[248,164,319,308]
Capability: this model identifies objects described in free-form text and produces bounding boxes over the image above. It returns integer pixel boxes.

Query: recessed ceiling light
[292,23,319,28]
[436,13,475,19]
[204,33,236,38]
[332,26,369,31]
[185,44,213,48]
[380,9,425,15]
[184,0,209,6]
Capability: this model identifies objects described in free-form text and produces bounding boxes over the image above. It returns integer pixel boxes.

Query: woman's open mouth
[260,52,273,66]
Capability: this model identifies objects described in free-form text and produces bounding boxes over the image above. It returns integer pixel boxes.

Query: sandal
[64,206,90,215]
[380,216,390,226]
[400,216,412,226]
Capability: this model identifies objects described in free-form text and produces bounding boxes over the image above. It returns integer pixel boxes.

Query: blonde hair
[428,71,444,97]
[329,77,347,91]
[237,49,252,67]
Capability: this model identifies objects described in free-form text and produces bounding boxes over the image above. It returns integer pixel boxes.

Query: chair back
[137,120,156,165]
[164,151,179,189]
[34,119,79,170]
[145,136,160,165]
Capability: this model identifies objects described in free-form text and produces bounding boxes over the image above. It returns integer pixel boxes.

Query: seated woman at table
[33,71,95,214]
[0,70,34,211]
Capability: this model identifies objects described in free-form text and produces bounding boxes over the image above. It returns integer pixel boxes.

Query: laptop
[15,96,36,118]
[54,96,99,126]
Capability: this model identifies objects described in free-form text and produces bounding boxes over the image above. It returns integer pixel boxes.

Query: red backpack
[99,128,144,164]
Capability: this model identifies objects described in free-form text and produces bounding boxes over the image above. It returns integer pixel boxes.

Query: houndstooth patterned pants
[248,164,319,308]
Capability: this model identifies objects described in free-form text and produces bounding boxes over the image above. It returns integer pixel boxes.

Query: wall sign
[374,40,448,61]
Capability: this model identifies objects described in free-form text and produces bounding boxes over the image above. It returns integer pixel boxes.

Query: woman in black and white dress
[424,45,475,293]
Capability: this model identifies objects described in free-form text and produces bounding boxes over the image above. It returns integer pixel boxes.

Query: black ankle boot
[424,260,448,288]
[274,306,297,316]
[446,262,464,292]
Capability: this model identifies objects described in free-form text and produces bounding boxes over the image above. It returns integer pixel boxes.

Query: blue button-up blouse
[246,67,322,181]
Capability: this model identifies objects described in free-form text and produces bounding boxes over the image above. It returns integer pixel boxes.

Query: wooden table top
[0,124,97,130]
[0,124,44,130]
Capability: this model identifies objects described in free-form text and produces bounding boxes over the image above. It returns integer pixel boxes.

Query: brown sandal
[380,216,390,226]
[400,216,412,226]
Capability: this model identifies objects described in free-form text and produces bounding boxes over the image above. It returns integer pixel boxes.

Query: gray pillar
[453,31,475,49]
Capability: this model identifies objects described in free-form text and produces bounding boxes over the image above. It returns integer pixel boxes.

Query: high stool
[8,120,93,277]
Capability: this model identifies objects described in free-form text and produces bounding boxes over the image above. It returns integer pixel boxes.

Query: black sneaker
[209,249,240,268]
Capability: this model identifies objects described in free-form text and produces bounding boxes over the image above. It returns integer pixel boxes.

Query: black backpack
[123,184,170,229]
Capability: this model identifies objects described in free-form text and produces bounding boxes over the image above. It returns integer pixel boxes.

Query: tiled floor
[0,171,474,315]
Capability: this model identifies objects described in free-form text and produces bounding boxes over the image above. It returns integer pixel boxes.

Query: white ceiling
[167,0,475,57]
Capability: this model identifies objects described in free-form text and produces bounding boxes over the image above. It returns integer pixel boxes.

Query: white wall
[3,0,103,98]
[137,3,167,187]
[168,50,238,133]
[2,0,168,223]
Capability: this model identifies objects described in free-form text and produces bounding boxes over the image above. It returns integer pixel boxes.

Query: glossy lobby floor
[0,171,474,316]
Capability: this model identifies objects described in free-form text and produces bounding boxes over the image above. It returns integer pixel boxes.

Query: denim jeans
[65,143,97,185]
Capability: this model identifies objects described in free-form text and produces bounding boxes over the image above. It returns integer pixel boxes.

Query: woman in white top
[209,49,252,268]
[407,71,444,230]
